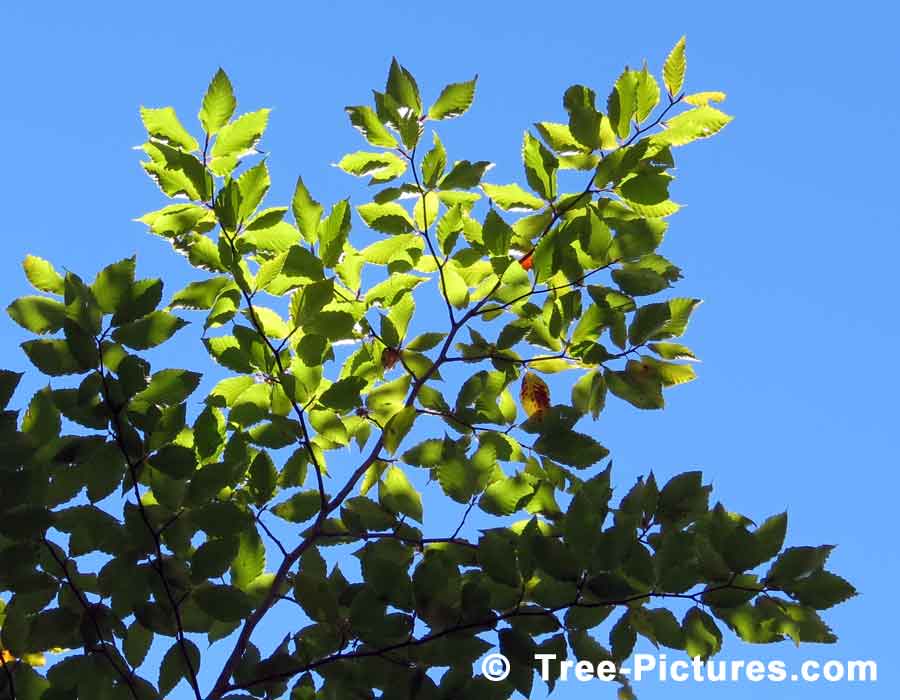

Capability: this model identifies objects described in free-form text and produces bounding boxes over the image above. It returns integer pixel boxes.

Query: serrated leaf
[663,36,687,97]
[112,311,188,349]
[211,108,270,159]
[357,201,415,235]
[345,105,397,148]
[383,405,416,455]
[200,68,236,135]
[379,466,422,522]
[141,106,199,151]
[272,490,322,523]
[482,183,545,211]
[23,255,65,295]
[158,639,200,697]
[7,296,67,334]
[132,369,201,406]
[428,77,477,120]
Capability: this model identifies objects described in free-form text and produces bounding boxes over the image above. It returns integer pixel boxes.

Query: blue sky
[1,1,897,698]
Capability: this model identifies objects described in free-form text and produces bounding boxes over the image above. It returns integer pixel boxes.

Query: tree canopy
[0,38,854,700]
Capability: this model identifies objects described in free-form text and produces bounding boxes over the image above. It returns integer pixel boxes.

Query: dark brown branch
[95,347,202,700]
[227,579,767,691]
[40,538,139,699]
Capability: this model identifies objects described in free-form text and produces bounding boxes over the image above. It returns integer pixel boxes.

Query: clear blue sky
[1,2,896,698]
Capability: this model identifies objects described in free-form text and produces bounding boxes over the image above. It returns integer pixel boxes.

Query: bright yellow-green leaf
[211,108,271,159]
[140,106,199,151]
[684,91,727,106]
[481,183,545,212]
[663,36,687,96]
[379,465,422,522]
[199,68,236,136]
[428,77,477,120]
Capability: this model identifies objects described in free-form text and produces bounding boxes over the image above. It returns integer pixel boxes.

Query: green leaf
[200,68,237,136]
[522,131,558,201]
[231,528,266,589]
[479,474,534,516]
[237,160,270,222]
[563,85,617,151]
[193,583,254,621]
[158,639,200,696]
[765,546,835,587]
[319,376,366,413]
[379,466,423,522]
[23,255,64,294]
[112,311,188,349]
[318,200,351,268]
[191,537,239,582]
[753,512,788,564]
[272,490,322,523]
[608,69,639,139]
[649,106,733,149]
[663,36,687,97]
[337,151,406,184]
[21,339,84,376]
[635,65,661,122]
[683,606,721,660]
[141,141,211,200]
[441,266,470,308]
[439,160,493,189]
[112,277,164,325]
[291,176,323,244]
[357,201,415,235]
[406,332,446,352]
[211,108,270,159]
[0,369,23,409]
[345,105,397,148]
[23,386,60,443]
[533,430,609,468]
[91,257,136,314]
[605,366,664,410]
[384,405,416,455]
[572,369,607,419]
[141,106,199,151]
[386,58,422,115]
[482,183,545,211]
[170,277,231,310]
[428,76,477,120]
[784,570,857,609]
[421,132,447,188]
[124,622,153,667]
[628,303,671,345]
[479,531,520,587]
[151,444,196,480]
[7,296,67,334]
[132,369,202,406]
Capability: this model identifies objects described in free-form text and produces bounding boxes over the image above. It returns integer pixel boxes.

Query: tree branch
[40,538,140,700]
[94,347,202,700]
[227,579,766,691]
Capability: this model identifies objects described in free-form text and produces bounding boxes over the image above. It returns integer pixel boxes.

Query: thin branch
[316,530,477,549]
[227,579,767,691]
[403,148,456,326]
[443,350,569,366]
[255,509,288,558]
[94,350,202,700]
[210,125,661,698]
[40,538,139,699]
[451,497,477,541]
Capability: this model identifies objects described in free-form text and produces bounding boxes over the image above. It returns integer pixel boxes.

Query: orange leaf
[520,371,550,418]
